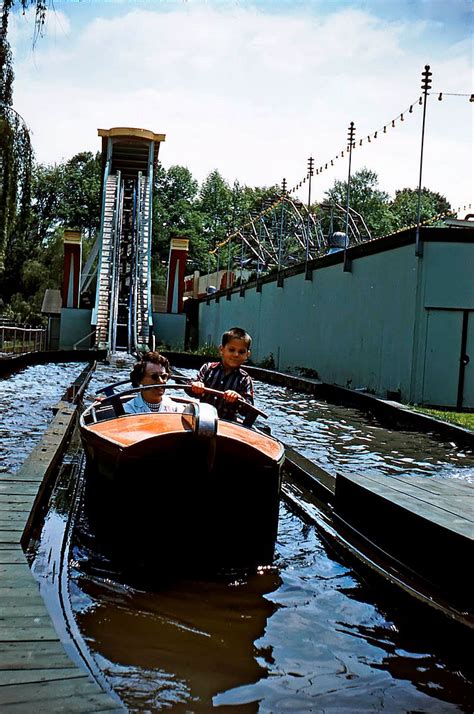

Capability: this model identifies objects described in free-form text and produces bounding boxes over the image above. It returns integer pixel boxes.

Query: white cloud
[10,3,473,210]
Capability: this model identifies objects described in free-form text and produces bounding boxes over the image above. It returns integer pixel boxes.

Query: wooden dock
[334,472,474,611]
[0,402,121,712]
[283,447,474,626]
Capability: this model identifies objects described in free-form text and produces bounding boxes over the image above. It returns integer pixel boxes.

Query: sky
[8,0,473,212]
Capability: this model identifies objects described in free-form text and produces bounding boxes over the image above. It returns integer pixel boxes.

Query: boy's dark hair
[130,352,170,387]
[221,327,252,350]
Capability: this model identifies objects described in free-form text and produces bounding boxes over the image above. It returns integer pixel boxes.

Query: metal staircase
[90,128,165,355]
[133,173,152,352]
[93,173,120,350]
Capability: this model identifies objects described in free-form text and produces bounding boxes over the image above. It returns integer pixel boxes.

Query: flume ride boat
[79,382,284,570]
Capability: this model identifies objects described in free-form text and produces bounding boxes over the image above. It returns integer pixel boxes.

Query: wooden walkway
[283,447,474,625]
[0,402,121,712]
[335,472,474,614]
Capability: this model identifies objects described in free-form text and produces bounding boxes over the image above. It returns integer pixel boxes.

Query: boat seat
[93,405,116,422]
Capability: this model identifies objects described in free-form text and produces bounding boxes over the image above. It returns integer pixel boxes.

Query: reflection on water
[71,510,279,712]
[0,362,86,473]
[3,360,473,711]
[68,503,472,712]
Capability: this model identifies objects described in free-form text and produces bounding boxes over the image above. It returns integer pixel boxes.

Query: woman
[123,352,184,414]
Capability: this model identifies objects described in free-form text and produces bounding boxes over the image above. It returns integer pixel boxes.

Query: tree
[28,151,101,246]
[198,170,233,255]
[390,187,451,230]
[152,164,204,274]
[58,152,101,239]
[324,167,395,239]
[0,0,48,293]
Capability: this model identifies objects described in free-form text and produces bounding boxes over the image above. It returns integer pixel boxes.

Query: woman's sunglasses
[147,372,170,382]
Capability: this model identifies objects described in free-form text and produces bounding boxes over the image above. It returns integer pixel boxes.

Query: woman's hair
[130,352,170,387]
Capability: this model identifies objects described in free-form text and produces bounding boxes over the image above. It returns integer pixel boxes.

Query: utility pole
[344,122,356,272]
[278,177,287,287]
[415,65,432,257]
[305,157,314,280]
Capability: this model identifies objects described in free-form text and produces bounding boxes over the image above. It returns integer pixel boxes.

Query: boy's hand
[191,381,205,396]
[223,389,240,403]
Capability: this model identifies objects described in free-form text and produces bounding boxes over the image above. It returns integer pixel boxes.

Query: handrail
[73,330,96,350]
[108,171,123,351]
[0,325,47,355]
[92,157,112,327]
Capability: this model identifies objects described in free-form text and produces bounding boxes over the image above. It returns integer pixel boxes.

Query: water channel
[1,361,473,712]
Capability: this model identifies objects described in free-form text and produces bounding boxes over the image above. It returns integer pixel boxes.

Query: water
[2,360,474,711]
[257,387,474,483]
[67,501,473,712]
[0,361,87,473]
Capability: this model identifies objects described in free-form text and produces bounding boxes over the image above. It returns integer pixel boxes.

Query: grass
[410,406,474,431]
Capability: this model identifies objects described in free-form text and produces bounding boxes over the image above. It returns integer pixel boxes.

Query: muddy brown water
[1,361,473,712]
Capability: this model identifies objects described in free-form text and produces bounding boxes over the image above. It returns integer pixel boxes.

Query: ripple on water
[19,361,473,713]
[0,362,87,473]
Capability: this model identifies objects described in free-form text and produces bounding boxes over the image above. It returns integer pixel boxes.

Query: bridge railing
[0,325,47,357]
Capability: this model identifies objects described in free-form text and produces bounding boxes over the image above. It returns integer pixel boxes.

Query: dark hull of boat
[81,415,283,571]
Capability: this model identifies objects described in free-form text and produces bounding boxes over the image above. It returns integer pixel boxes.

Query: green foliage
[411,406,474,432]
[325,167,395,238]
[390,187,451,230]
[324,169,452,239]
[188,342,220,357]
[153,163,204,273]
[0,0,47,305]
[30,151,101,246]
[254,353,275,369]
[295,366,319,379]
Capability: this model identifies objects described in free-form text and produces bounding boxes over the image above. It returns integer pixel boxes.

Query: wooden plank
[0,501,34,513]
[0,583,43,599]
[334,472,473,605]
[0,668,87,686]
[0,481,43,496]
[0,677,122,711]
[340,473,473,538]
[0,494,36,505]
[0,563,38,578]
[364,472,474,502]
[0,618,59,641]
[0,573,46,588]
[0,400,120,711]
[0,512,31,526]
[0,641,76,670]
[0,547,25,564]
[0,602,51,617]
[0,534,21,546]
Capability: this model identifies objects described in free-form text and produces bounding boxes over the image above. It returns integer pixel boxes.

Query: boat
[79,382,285,571]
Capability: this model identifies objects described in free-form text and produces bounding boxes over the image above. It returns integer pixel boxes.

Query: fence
[0,325,48,356]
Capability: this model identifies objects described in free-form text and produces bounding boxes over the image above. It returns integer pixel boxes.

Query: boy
[190,327,254,421]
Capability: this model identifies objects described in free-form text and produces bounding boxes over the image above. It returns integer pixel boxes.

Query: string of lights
[208,84,473,256]
[210,94,425,254]
[437,92,474,101]
[378,208,459,240]
[286,95,423,195]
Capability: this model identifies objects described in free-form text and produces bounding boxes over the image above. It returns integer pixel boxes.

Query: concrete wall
[152,312,186,350]
[198,230,474,407]
[59,308,93,350]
